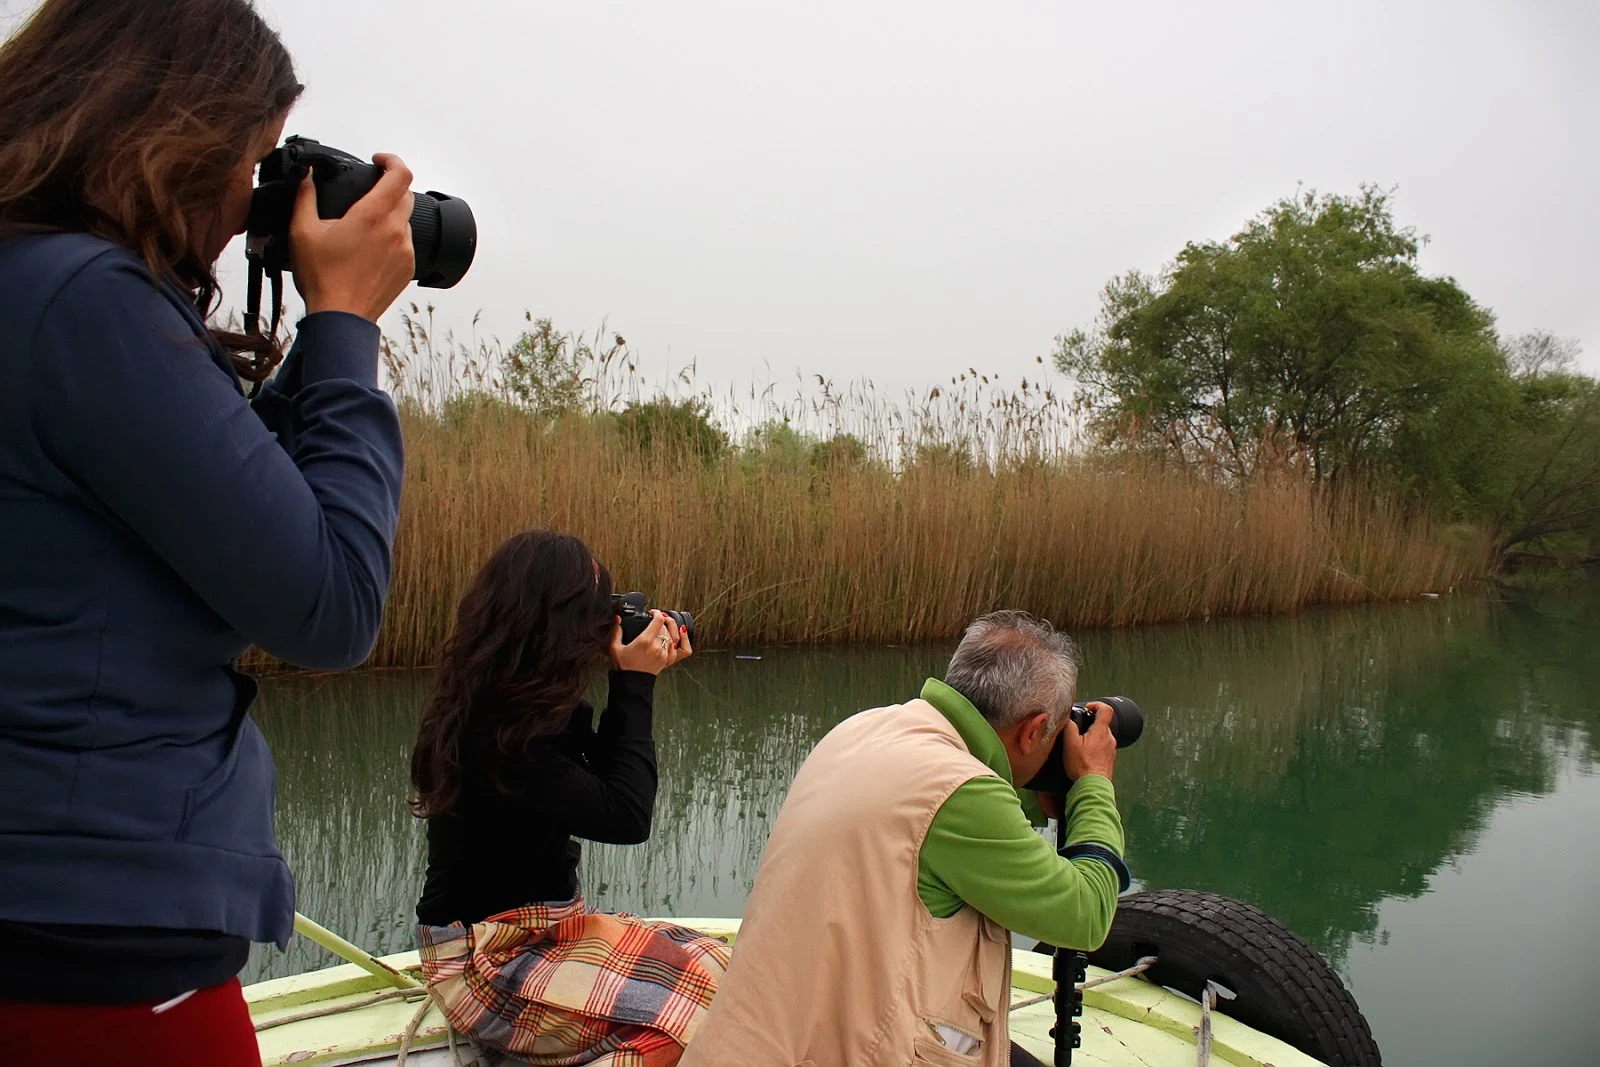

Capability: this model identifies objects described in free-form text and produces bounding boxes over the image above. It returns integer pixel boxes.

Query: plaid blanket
[417,897,729,1066]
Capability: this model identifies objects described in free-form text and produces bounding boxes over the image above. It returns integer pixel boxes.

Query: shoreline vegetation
[249,311,1484,673]
[246,187,1598,672]
[386,402,1479,661]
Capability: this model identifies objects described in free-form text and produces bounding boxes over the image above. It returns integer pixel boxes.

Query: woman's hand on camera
[290,153,415,323]
[610,611,693,676]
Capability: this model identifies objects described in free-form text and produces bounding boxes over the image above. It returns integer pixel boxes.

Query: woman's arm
[29,253,403,670]
[580,669,659,842]
[499,672,659,844]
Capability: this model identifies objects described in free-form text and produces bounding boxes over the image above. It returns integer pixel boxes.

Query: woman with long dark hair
[0,2,414,1063]
[410,530,728,1066]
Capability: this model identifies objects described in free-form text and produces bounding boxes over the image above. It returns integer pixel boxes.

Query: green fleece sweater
[915,679,1126,950]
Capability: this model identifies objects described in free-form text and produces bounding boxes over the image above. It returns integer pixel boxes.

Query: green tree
[743,418,814,473]
[1055,187,1515,501]
[1505,329,1579,378]
[810,432,869,472]
[500,317,592,418]
[609,397,729,461]
[1481,340,1600,566]
[742,421,873,475]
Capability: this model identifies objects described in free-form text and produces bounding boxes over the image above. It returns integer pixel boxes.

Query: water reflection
[1110,592,1600,966]
[247,590,1600,1055]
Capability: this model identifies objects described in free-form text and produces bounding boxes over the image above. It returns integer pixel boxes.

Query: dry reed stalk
[240,408,1482,672]
[237,317,1488,672]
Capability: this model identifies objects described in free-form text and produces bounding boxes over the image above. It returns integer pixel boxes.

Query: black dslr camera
[612,592,695,646]
[1021,695,1144,794]
[246,136,477,289]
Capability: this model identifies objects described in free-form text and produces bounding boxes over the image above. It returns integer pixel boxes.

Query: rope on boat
[1007,955,1158,1012]
[391,988,492,1067]
[394,993,434,1067]
[281,912,484,1065]
[1195,985,1213,1066]
[393,981,492,1067]
[253,986,427,1032]
[1194,980,1234,1067]
[447,1026,494,1067]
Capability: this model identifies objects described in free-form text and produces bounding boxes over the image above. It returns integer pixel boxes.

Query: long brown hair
[410,531,617,819]
[0,0,303,381]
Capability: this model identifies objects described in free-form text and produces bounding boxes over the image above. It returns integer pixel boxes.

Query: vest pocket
[912,1028,985,1065]
[962,916,1010,1023]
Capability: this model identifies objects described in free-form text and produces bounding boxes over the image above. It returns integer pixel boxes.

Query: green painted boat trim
[293,911,422,990]
[249,918,1326,1067]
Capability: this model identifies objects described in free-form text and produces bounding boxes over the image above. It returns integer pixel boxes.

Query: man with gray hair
[682,610,1126,1067]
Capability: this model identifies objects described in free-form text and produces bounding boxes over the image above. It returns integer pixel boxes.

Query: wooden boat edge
[249,917,1326,1067]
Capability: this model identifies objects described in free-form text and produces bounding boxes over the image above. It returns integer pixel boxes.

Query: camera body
[612,591,695,646]
[246,136,477,289]
[1022,695,1144,794]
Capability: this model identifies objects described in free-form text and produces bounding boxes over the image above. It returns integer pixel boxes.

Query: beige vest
[682,699,1013,1067]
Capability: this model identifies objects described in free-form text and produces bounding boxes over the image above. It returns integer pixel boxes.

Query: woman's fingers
[614,611,691,673]
[291,173,319,226]
[638,610,669,645]
[289,153,416,322]
[612,615,670,675]
[348,154,414,221]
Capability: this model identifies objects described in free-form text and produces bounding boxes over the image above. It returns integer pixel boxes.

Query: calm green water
[247,588,1600,1067]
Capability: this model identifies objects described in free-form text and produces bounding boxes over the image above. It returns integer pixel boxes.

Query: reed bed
[248,312,1488,670]
[374,415,1479,665]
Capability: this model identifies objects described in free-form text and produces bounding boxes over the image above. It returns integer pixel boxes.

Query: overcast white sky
[17,0,1600,391]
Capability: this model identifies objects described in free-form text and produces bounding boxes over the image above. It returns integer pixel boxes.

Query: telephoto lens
[1021,696,1144,794]
[248,136,477,288]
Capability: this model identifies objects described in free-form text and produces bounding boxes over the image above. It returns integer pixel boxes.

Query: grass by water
[370,409,1479,667]
[249,313,1487,669]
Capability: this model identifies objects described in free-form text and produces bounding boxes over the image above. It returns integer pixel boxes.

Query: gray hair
[944,610,1081,731]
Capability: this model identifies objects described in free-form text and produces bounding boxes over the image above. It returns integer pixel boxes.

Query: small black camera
[247,136,477,289]
[1022,695,1144,794]
[611,591,694,647]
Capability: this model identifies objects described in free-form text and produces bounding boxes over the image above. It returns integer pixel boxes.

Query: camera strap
[242,253,284,399]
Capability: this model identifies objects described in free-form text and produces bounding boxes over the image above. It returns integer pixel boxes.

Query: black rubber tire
[1085,889,1382,1067]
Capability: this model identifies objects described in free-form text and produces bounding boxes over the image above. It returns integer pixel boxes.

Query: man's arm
[919,774,1126,950]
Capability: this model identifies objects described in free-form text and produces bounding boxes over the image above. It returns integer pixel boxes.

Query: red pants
[0,977,260,1067]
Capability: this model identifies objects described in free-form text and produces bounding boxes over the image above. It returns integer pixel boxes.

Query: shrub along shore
[372,408,1477,668]
[245,324,1484,672]
[245,178,1600,671]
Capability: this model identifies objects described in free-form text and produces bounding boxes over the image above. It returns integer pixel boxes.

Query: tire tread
[1087,889,1381,1066]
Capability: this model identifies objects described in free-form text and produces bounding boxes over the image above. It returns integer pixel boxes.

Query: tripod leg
[1051,947,1087,1066]
[1049,807,1087,1066]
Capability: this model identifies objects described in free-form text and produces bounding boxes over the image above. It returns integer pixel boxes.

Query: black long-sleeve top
[415,670,658,927]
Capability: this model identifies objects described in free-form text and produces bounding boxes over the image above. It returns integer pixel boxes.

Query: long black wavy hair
[410,530,614,818]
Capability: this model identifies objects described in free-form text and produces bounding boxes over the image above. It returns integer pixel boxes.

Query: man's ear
[1018,710,1054,756]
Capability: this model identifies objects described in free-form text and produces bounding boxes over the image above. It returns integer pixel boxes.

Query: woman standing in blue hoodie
[0,2,415,1063]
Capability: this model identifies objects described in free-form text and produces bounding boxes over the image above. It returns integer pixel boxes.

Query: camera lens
[408,191,476,289]
[1100,696,1144,748]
